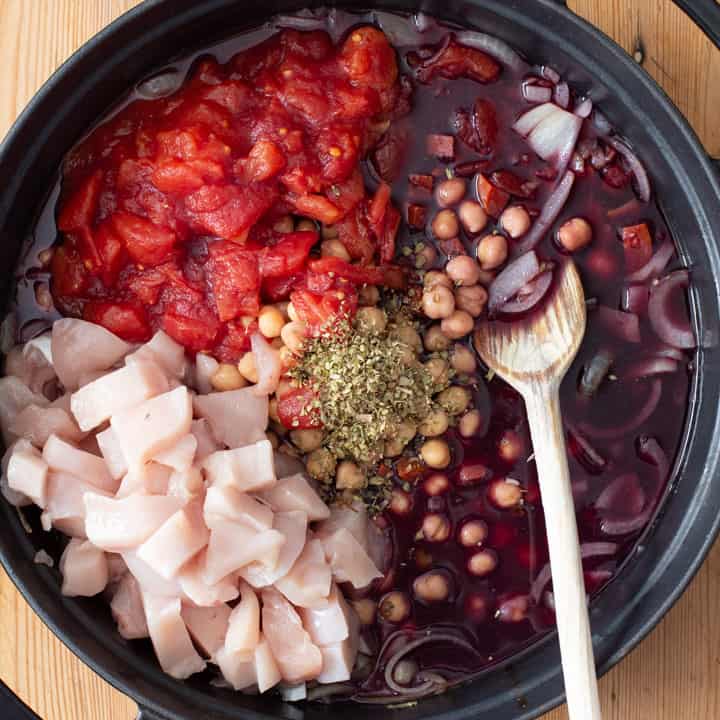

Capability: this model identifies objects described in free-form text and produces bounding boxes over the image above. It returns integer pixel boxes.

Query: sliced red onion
[418,33,452,70]
[513,103,582,170]
[488,251,541,314]
[595,305,641,343]
[570,153,585,174]
[413,12,435,33]
[512,170,575,256]
[250,333,282,396]
[621,285,649,315]
[648,270,695,349]
[622,357,678,380]
[523,82,553,104]
[637,435,670,479]
[567,425,607,473]
[607,198,641,220]
[625,239,674,283]
[553,81,570,109]
[578,378,662,440]
[592,109,613,135]
[541,65,560,84]
[653,343,686,362]
[530,542,618,604]
[595,473,645,514]
[274,13,327,30]
[455,30,526,71]
[607,137,651,202]
[574,97,593,118]
[499,270,553,314]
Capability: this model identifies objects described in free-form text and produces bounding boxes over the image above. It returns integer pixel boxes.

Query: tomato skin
[262,272,304,302]
[83,301,151,342]
[308,257,385,286]
[214,319,257,363]
[235,140,286,183]
[258,231,317,278]
[290,286,358,336]
[205,241,261,321]
[334,205,374,264]
[277,386,323,429]
[57,169,103,232]
[291,194,342,225]
[111,211,177,266]
[93,221,127,286]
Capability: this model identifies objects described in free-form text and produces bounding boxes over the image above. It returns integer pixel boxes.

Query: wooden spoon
[474,260,601,720]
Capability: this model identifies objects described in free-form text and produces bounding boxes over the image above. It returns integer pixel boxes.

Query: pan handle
[0,681,41,720]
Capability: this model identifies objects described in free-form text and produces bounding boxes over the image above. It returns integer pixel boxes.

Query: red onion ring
[578,378,662,440]
[574,97,593,118]
[541,65,560,84]
[625,239,674,283]
[567,425,607,473]
[648,270,695,349]
[594,305,641,343]
[622,357,679,381]
[488,250,541,314]
[653,343,686,362]
[512,170,575,256]
[553,81,570,109]
[621,285,649,315]
[530,542,618,604]
[418,33,453,70]
[595,473,645,514]
[522,82,553,104]
[455,30,526,71]
[607,137,652,202]
[413,12,435,33]
[592,109,613,135]
[499,270,553,314]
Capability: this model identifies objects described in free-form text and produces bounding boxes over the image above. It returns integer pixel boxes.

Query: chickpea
[441,309,474,339]
[286,302,299,322]
[257,306,285,339]
[477,233,508,270]
[424,358,450,386]
[450,344,477,374]
[436,385,471,415]
[422,285,455,320]
[268,398,280,424]
[420,438,451,469]
[423,270,453,290]
[289,428,324,453]
[435,177,467,207]
[459,519,488,547]
[280,321,306,355]
[273,215,294,233]
[295,218,316,232]
[459,409,481,437]
[305,448,336,482]
[424,473,449,496]
[498,429,523,463]
[358,284,380,306]
[266,430,280,450]
[37,247,54,267]
[454,284,488,318]
[320,238,351,261]
[424,324,451,352]
[468,549,498,577]
[557,217,593,252]
[488,479,523,509]
[378,591,410,623]
[415,243,437,269]
[393,323,423,352]
[210,363,247,391]
[414,547,433,570]
[352,598,377,625]
[413,570,450,602]
[422,513,451,542]
[445,255,481,286]
[355,306,388,335]
[321,223,339,240]
[458,200,488,234]
[237,352,258,383]
[384,420,417,458]
[499,206,531,239]
[278,346,296,370]
[419,408,449,438]
[431,209,460,239]
[35,283,53,311]
[464,593,490,622]
[496,595,529,623]
[336,460,366,490]
[389,488,413,515]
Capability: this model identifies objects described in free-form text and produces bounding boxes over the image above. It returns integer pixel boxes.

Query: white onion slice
[512,102,558,137]
[488,251,541,314]
[608,137,652,202]
[574,97,593,118]
[455,30,527,71]
[541,65,560,84]
[522,82,552,104]
[648,270,695,349]
[526,107,582,169]
[592,110,613,135]
[553,81,570,109]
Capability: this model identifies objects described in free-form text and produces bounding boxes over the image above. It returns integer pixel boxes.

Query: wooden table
[0,1,718,718]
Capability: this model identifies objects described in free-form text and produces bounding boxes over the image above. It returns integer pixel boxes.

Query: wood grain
[0,2,718,719]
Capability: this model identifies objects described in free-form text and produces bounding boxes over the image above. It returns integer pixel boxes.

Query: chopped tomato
[475,173,510,218]
[50,245,89,298]
[235,140,286,183]
[339,26,398,90]
[262,272,304,302]
[161,307,220,352]
[378,203,401,264]
[57,170,103,233]
[110,212,177,267]
[328,168,365,215]
[316,128,360,182]
[368,182,392,226]
[205,241,260,321]
[622,223,653,273]
[308,257,385,286]
[83,301,151,342]
[93,221,126,286]
[258,231,317,278]
[292,194,343,225]
[214,319,257,362]
[277,386,323,429]
[334,206,374,264]
[290,286,358,336]
[200,80,252,114]
[152,159,225,194]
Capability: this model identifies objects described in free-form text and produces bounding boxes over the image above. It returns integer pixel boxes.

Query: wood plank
[0,2,717,719]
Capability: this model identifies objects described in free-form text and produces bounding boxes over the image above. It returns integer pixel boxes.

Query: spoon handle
[523,382,602,720]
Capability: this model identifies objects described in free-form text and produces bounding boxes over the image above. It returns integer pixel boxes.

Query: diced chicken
[0,376,49,444]
[116,463,172,497]
[215,645,256,691]
[9,400,84,448]
[203,519,285,586]
[275,538,332,608]
[181,603,232,659]
[261,587,322,684]
[1,441,33,506]
[42,434,117,493]
[320,528,382,589]
[106,553,128,587]
[204,486,273,531]
[84,493,184,552]
[193,353,219,395]
[152,434,197,473]
[122,549,183,597]
[126,331,186,380]
[250,333,281,396]
[43,471,111,538]
[178,550,239,607]
[96,426,127,481]
[7,441,48,507]
[316,626,359,684]
[299,584,354,647]
[190,419,219,461]
[254,635,282,693]
[51,318,132,391]
[142,594,207,679]
[111,573,149,639]
[258,473,329,521]
[71,360,169,432]
[225,580,260,655]
[59,539,109,597]
[111,386,192,470]
[201,440,276,493]
[193,387,268,449]
[273,451,305,478]
[240,511,307,588]
[136,500,209,580]
[4,338,56,394]
[167,467,204,503]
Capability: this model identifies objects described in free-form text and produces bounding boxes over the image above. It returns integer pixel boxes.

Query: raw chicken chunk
[275,538,332,608]
[204,486,273,531]
[299,584,354,646]
[9,399,84,448]
[190,419,219,462]
[111,573,149,639]
[258,473,329,521]
[181,603,231,659]
[43,471,111,538]
[59,538,109,597]
[167,467,204,503]
[126,331,186,380]
[201,440,276,493]
[178,550,239,607]
[6,441,48,507]
[115,463,172,497]
[122,550,183,598]
[152,434,197,473]
[193,354,219,395]
[42,434,116,493]
[4,337,56,394]
[0,376,49,443]
[254,636,282,693]
[96,426,127,481]
[320,528,382,589]
[225,581,260,654]
[193,388,268,449]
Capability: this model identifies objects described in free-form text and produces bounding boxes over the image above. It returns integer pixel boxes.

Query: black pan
[0,1,719,719]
